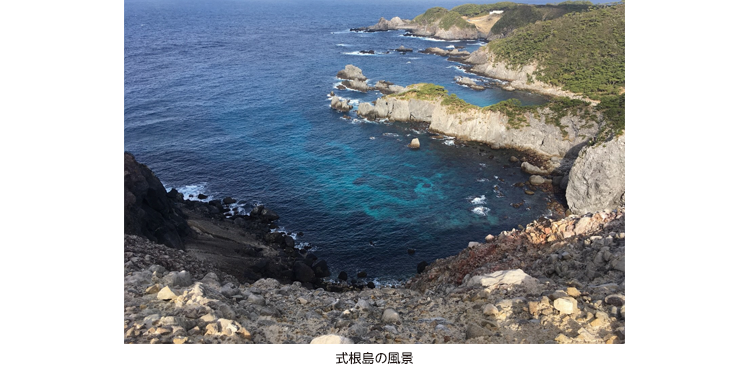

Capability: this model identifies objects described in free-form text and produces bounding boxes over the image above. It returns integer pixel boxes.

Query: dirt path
[463,14,503,35]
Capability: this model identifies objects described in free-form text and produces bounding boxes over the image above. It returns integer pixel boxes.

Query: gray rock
[521,162,549,175]
[483,304,499,316]
[330,96,353,112]
[465,269,536,289]
[465,323,491,339]
[382,308,400,323]
[604,294,625,307]
[529,175,545,186]
[566,134,625,214]
[336,65,367,81]
[162,270,192,288]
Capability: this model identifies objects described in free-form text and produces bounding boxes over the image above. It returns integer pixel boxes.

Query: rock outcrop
[420,47,470,57]
[566,134,625,215]
[354,14,482,40]
[336,64,366,81]
[373,80,405,95]
[125,152,189,249]
[354,16,414,32]
[330,96,353,112]
[335,65,405,95]
[461,48,589,101]
[356,88,594,158]
[455,76,485,90]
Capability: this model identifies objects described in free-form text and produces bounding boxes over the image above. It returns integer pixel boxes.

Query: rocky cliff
[357,85,596,159]
[566,134,625,214]
[354,13,482,40]
[462,49,589,101]
[125,152,190,249]
[356,84,624,214]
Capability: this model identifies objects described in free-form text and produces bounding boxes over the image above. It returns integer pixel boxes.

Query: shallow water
[125,0,553,282]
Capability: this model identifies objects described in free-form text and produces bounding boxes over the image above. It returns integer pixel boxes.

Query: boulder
[566,134,625,214]
[408,138,420,149]
[529,175,546,186]
[395,45,413,52]
[342,78,371,92]
[521,162,549,175]
[553,297,579,315]
[293,262,316,283]
[336,64,367,81]
[330,96,353,112]
[382,309,400,323]
[465,269,536,289]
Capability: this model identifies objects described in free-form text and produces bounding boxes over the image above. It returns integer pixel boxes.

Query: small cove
[125,0,554,282]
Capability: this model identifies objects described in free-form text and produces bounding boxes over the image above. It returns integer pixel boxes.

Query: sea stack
[408,138,420,149]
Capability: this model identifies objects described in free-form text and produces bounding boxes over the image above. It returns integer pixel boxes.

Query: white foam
[476,178,489,182]
[382,132,399,137]
[472,206,490,216]
[443,139,455,146]
[336,43,351,46]
[479,163,487,168]
[398,34,461,42]
[445,45,455,49]
[342,51,386,56]
[470,195,487,205]
[172,183,212,201]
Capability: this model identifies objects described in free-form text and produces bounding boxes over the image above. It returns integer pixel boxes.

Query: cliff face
[124,152,190,249]
[463,49,588,101]
[356,16,482,40]
[566,134,625,215]
[357,96,595,158]
[409,24,482,40]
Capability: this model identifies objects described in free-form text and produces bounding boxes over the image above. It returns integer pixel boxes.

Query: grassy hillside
[451,2,518,17]
[413,7,477,30]
[488,2,624,100]
[489,2,593,37]
[389,83,624,141]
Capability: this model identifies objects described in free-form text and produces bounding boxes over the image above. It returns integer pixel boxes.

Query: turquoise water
[125,0,554,282]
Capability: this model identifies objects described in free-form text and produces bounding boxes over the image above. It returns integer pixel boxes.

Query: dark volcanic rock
[357,271,367,278]
[293,261,316,283]
[417,261,428,274]
[223,197,236,204]
[124,152,189,249]
[312,259,331,278]
[338,271,348,281]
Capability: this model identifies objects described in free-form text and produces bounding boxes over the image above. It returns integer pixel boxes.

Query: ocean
[125,0,554,283]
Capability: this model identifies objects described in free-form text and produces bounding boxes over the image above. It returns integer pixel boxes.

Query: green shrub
[488,2,624,100]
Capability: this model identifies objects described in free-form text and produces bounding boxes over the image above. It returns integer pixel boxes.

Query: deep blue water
[125,0,554,283]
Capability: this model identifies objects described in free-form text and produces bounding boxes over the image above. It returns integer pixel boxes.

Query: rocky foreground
[125,205,625,344]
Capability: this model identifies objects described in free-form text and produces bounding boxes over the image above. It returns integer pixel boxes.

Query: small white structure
[490,10,504,15]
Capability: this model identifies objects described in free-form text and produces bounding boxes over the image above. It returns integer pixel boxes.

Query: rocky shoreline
[125,134,625,344]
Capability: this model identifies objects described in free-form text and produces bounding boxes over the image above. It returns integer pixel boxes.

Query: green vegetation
[390,84,623,139]
[482,98,531,129]
[488,3,624,99]
[413,7,477,30]
[489,3,592,37]
[451,2,518,17]
[391,83,448,100]
[442,93,480,113]
[593,94,625,143]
